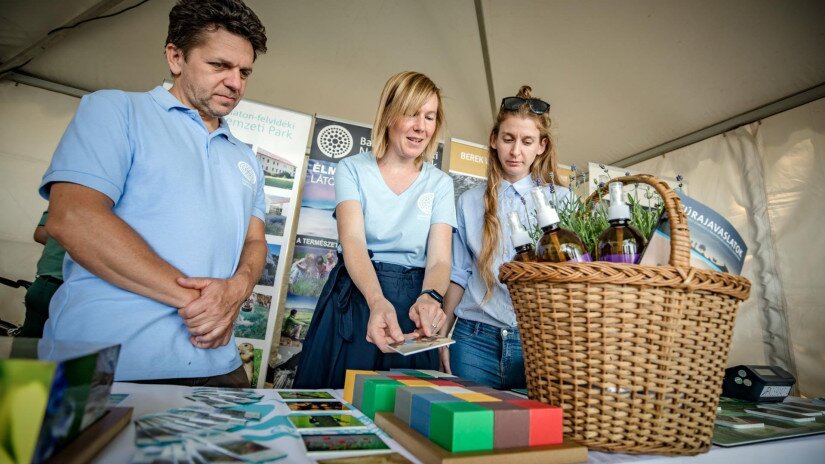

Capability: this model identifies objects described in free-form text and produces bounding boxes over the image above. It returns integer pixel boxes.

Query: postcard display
[223,99,312,388]
[271,117,444,388]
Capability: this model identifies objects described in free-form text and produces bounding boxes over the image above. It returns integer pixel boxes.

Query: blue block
[394,387,435,425]
[410,391,460,437]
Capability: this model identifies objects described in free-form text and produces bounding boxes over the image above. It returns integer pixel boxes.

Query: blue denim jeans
[449,318,526,390]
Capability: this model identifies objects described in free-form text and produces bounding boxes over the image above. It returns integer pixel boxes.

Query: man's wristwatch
[419,289,444,306]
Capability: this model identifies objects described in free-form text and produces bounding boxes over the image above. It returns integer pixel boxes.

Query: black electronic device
[722,365,795,402]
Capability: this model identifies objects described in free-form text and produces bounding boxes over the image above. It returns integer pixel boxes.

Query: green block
[397,370,434,379]
[430,402,494,452]
[359,379,402,419]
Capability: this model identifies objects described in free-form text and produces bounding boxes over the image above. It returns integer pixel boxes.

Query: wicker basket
[499,174,751,455]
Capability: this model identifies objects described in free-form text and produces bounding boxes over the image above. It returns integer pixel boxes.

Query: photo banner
[270,115,371,388]
[448,138,488,202]
[222,98,312,388]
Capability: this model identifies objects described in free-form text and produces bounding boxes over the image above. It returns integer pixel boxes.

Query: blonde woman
[294,72,456,388]
[439,86,570,389]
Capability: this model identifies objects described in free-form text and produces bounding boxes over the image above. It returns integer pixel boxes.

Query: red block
[506,399,563,446]
[387,375,417,380]
[429,379,462,386]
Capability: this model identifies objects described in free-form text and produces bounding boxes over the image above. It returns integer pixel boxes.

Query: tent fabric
[631,99,825,397]
[725,124,796,379]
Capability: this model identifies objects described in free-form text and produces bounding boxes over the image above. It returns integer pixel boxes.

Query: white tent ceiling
[1,0,824,167]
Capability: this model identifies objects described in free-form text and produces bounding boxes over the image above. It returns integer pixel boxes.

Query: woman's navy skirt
[293,259,438,389]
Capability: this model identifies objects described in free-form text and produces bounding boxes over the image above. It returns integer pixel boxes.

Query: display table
[94,382,825,463]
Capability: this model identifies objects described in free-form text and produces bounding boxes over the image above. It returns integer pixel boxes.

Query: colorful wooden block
[431,386,472,394]
[415,369,456,378]
[480,390,526,400]
[391,369,435,379]
[394,387,434,425]
[428,379,462,386]
[451,392,501,403]
[343,369,376,403]
[352,374,385,410]
[446,378,486,387]
[507,399,563,446]
[386,374,417,380]
[410,391,460,437]
[360,378,402,419]
[478,401,530,449]
[429,402,494,452]
[398,379,435,387]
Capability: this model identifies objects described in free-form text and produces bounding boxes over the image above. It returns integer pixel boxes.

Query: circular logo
[238,161,257,184]
[417,193,434,215]
[317,124,353,159]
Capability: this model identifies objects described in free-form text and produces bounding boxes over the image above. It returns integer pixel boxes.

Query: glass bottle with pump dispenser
[530,187,591,263]
[508,211,536,262]
[596,181,646,263]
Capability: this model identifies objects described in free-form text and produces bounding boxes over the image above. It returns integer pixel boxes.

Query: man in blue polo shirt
[38,0,268,387]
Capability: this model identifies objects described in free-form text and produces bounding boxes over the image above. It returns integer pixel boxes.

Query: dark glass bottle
[596,182,646,263]
[508,211,536,262]
[530,187,591,263]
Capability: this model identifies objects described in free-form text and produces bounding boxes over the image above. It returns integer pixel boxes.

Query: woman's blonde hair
[477,85,566,300]
[371,71,445,164]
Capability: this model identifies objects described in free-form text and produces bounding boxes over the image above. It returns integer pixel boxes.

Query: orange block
[398,379,435,387]
[452,392,501,403]
[343,370,377,403]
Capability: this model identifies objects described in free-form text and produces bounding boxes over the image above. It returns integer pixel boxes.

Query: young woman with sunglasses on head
[293,71,456,389]
[437,85,570,389]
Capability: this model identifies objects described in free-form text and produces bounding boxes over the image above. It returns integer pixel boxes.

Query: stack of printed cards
[185,387,264,409]
[301,433,392,458]
[388,335,455,356]
[134,405,261,447]
[315,453,413,464]
[133,434,287,463]
[277,389,392,459]
[715,415,765,430]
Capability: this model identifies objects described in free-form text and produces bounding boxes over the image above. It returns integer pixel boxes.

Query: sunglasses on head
[500,96,551,115]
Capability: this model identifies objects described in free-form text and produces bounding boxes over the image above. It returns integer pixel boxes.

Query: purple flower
[625,171,631,177]
[570,164,577,171]
[549,183,556,193]
[598,181,605,188]
[676,174,683,182]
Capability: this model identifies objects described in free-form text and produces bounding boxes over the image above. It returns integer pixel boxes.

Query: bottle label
[600,253,639,264]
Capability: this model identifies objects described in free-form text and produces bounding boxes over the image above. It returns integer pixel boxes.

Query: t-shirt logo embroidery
[417,192,434,217]
[238,161,257,186]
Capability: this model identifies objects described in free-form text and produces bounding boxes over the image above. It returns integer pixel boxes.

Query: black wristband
[419,288,444,306]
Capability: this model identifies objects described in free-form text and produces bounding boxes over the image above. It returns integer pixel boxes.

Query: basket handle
[584,174,690,270]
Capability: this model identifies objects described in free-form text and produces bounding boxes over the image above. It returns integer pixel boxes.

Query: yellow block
[398,379,435,387]
[451,392,501,402]
[343,370,377,403]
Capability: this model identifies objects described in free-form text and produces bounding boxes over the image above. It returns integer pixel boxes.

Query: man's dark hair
[167,0,267,60]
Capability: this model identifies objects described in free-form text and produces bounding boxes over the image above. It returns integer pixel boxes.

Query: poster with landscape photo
[263,188,290,238]
[267,116,371,388]
[221,96,311,388]
[266,294,317,388]
[448,138,488,201]
[234,292,272,340]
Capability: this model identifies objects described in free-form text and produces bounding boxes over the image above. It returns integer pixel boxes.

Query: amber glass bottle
[596,182,646,263]
[507,211,536,262]
[530,187,591,263]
